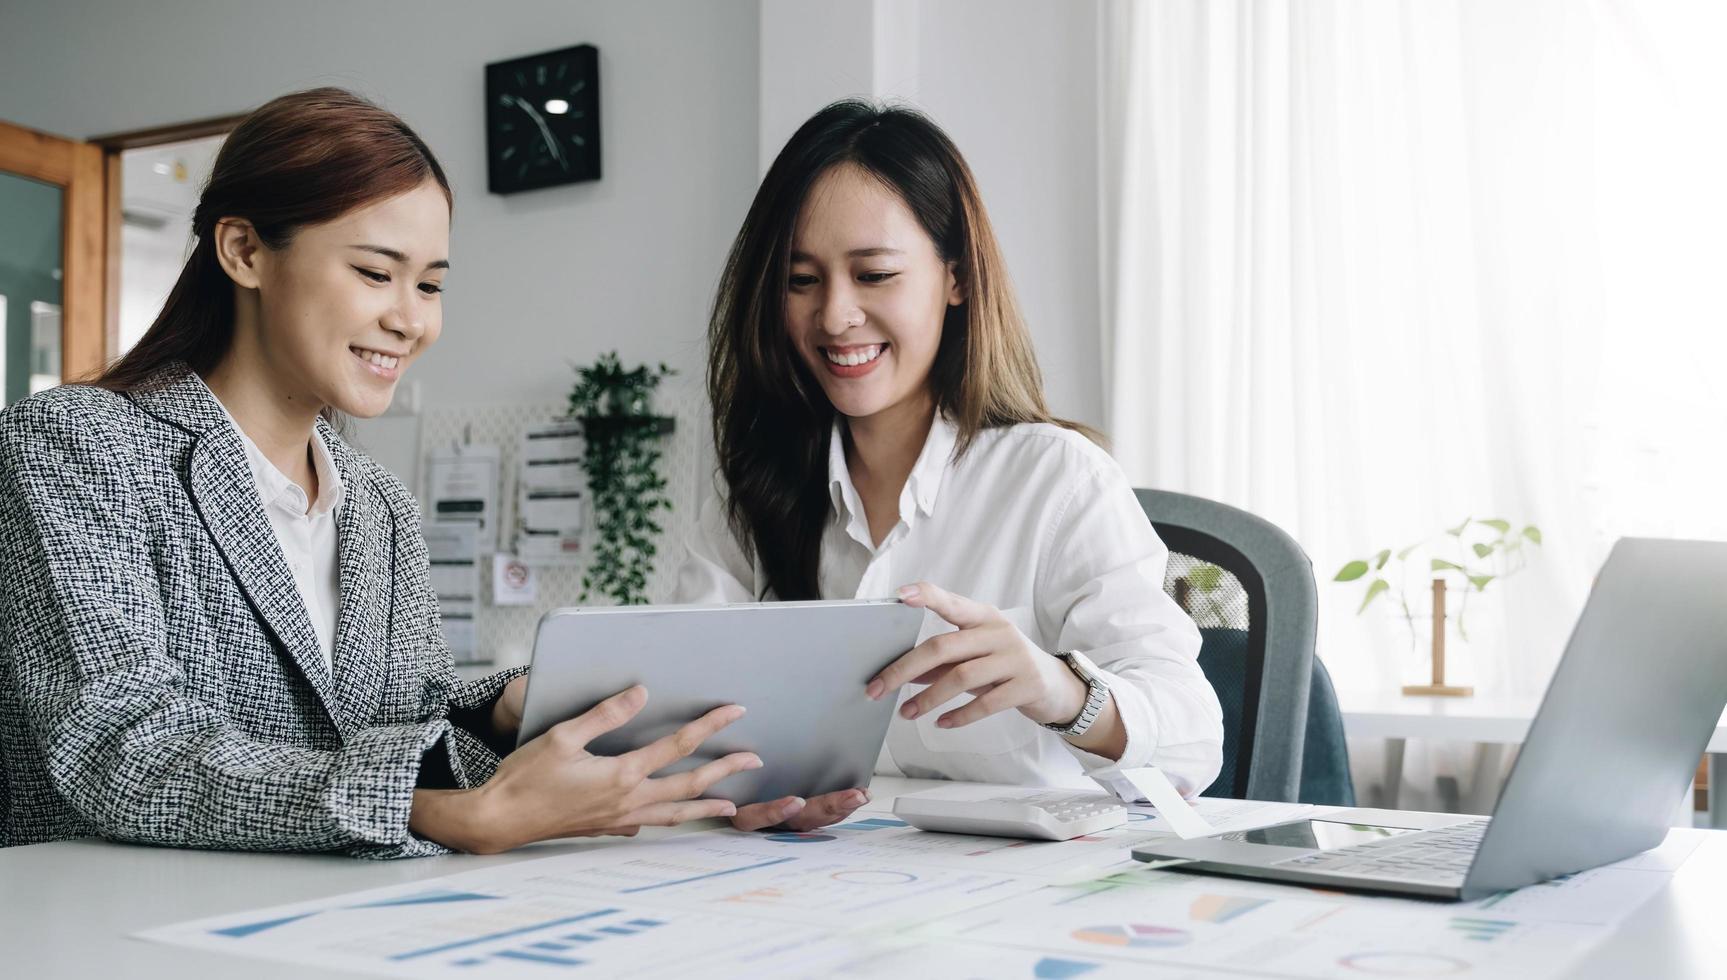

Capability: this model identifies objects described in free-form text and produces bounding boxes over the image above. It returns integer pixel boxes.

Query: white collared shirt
[215,401,345,672]
[673,415,1225,796]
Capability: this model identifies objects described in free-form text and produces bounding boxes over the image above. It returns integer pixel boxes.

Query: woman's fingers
[642,751,762,803]
[781,789,870,831]
[934,677,1039,729]
[897,581,999,629]
[623,798,740,828]
[554,684,649,749]
[867,625,1000,700]
[622,704,747,775]
[900,655,1013,722]
[731,796,806,832]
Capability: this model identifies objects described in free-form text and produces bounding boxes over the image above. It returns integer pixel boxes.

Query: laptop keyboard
[1271,819,1490,884]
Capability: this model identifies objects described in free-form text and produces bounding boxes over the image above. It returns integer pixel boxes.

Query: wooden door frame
[90,113,243,366]
[0,119,107,383]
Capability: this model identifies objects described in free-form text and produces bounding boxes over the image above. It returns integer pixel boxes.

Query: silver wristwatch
[1042,650,1110,737]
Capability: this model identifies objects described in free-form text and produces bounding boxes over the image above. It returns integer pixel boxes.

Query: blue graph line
[618,857,796,894]
[210,912,318,938]
[494,949,588,967]
[388,908,620,961]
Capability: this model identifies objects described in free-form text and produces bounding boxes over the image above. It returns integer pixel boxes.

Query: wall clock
[485,43,600,194]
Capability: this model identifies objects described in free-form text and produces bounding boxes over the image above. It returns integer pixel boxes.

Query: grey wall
[0,0,761,408]
[0,0,1103,427]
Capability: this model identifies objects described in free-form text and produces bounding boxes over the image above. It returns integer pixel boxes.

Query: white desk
[3,776,1725,979]
[1340,692,1727,826]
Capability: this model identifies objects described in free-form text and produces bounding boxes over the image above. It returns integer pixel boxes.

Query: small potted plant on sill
[1334,517,1543,697]
[567,352,675,605]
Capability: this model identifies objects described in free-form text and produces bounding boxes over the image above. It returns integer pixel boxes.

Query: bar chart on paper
[140,883,815,978]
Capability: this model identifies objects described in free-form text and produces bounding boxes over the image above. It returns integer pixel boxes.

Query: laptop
[1133,537,1727,900]
[516,598,925,805]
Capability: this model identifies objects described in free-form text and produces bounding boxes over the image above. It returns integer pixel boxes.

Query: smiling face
[784,163,963,425]
[219,179,451,420]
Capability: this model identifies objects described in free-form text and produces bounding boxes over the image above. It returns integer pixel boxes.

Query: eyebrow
[350,244,451,271]
[789,246,905,262]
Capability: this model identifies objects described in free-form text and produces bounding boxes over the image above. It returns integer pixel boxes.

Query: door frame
[0,119,107,383]
[90,113,243,364]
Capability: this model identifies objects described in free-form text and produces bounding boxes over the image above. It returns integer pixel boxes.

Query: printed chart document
[138,819,1702,979]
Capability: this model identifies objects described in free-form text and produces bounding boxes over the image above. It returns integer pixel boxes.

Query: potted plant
[567,352,675,605]
[1334,517,1542,696]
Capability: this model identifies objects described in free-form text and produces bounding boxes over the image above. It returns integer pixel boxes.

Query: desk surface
[3,776,1725,979]
[1339,690,1727,751]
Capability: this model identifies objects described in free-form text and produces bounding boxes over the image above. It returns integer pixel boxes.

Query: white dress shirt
[673,415,1225,796]
[215,401,344,672]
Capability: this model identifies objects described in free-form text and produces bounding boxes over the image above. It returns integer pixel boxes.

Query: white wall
[757,0,1105,429]
[0,0,761,409]
[0,0,1102,427]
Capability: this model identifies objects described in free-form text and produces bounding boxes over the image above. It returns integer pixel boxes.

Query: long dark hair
[91,87,451,405]
[708,99,1094,600]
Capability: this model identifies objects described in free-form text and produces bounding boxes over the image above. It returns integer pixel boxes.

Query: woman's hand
[867,582,1090,729]
[867,582,1128,759]
[731,788,871,832]
[413,685,759,854]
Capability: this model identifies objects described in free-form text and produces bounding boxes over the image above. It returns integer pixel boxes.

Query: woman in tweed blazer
[0,90,754,857]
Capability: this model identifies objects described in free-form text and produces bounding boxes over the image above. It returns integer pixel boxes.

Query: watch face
[485,44,601,194]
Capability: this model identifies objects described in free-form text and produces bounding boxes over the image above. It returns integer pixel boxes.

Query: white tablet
[515,599,927,805]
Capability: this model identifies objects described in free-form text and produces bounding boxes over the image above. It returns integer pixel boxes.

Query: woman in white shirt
[678,100,1225,833]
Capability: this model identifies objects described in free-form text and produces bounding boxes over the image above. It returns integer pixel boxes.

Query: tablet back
[516,600,926,804]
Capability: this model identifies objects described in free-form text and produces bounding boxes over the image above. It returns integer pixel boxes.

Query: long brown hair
[91,87,451,404]
[708,99,1095,600]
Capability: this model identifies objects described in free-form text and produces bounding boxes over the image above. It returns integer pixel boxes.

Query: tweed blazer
[0,365,524,857]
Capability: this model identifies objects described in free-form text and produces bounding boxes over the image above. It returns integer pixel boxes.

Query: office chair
[1135,488,1354,805]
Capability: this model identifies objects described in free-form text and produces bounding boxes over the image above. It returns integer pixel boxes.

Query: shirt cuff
[1059,664,1159,773]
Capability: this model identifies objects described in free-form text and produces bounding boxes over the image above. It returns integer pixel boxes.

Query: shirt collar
[211,395,346,519]
[826,412,959,530]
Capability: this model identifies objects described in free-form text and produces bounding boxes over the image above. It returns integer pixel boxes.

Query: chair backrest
[1135,488,1318,801]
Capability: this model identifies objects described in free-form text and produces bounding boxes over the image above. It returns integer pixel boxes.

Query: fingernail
[851,790,867,806]
[729,705,747,719]
[860,788,871,803]
[865,679,884,700]
[785,798,806,813]
[937,717,954,728]
[744,755,763,770]
[901,702,920,720]
[721,805,738,817]
[898,585,921,600]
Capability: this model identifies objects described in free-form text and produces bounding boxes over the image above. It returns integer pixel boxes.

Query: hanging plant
[567,352,675,605]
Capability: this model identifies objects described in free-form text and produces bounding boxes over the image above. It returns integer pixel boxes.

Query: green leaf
[1358,578,1390,614]
[1472,542,1494,559]
[1431,558,1465,573]
[1468,574,1496,591]
[1522,525,1543,545]
[1373,549,1391,570]
[1446,516,1472,537]
[1397,542,1421,560]
[1478,518,1511,534]
[1188,564,1223,591]
[1335,560,1370,582]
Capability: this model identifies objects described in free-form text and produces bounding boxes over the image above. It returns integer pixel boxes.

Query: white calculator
[891,785,1128,841]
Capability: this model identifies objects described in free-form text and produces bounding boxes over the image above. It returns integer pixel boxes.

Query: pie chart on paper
[1071,923,1191,949]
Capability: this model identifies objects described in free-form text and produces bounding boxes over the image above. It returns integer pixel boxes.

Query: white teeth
[825,345,883,367]
[355,348,400,370]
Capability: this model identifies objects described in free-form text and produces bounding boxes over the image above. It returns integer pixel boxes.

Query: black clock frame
[485,43,601,194]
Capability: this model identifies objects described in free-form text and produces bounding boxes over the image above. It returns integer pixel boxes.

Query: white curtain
[1099,0,1727,809]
